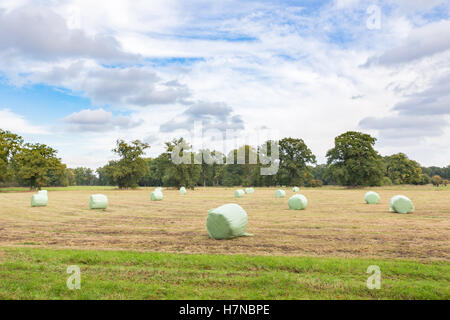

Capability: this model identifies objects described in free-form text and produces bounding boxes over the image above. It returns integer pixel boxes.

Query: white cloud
[0,6,139,62]
[0,109,48,134]
[0,1,449,168]
[64,108,143,132]
[366,20,450,66]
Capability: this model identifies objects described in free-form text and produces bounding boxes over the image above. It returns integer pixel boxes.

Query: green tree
[0,129,23,184]
[311,164,335,185]
[253,141,279,187]
[221,146,258,187]
[13,143,65,190]
[109,140,150,189]
[73,167,97,186]
[422,166,450,180]
[65,168,77,186]
[384,153,422,185]
[138,158,154,187]
[278,138,316,186]
[96,161,119,186]
[419,173,431,185]
[196,149,224,187]
[325,131,384,187]
[162,138,201,189]
[47,162,68,186]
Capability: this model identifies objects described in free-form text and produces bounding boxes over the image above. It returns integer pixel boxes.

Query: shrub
[310,179,323,188]
[431,175,443,187]
[381,176,393,186]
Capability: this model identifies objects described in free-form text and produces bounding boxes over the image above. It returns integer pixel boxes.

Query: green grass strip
[0,247,448,300]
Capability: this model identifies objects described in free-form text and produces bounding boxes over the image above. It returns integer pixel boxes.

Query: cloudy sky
[0,0,449,168]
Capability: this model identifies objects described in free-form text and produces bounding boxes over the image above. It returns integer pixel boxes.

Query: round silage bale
[288,194,308,210]
[90,194,108,210]
[235,189,245,198]
[390,195,414,214]
[293,187,300,192]
[38,190,48,197]
[275,190,286,198]
[365,191,380,204]
[31,194,48,207]
[180,187,187,195]
[245,188,255,194]
[151,190,164,201]
[206,203,253,240]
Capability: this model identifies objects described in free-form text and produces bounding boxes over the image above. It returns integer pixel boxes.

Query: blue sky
[0,0,449,168]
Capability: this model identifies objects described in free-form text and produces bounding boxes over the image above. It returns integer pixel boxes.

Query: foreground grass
[0,248,448,300]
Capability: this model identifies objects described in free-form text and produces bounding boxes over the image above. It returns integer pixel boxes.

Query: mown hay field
[0,186,448,261]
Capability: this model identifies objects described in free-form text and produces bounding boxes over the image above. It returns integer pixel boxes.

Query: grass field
[0,186,449,299]
[1,247,448,300]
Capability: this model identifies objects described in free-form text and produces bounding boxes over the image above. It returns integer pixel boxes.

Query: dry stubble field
[0,186,448,262]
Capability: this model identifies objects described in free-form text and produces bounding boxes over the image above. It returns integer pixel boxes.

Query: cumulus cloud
[1,1,450,167]
[0,6,139,62]
[33,63,190,107]
[160,101,245,132]
[359,115,447,139]
[365,20,450,66]
[64,108,143,132]
[0,109,48,134]
[359,72,450,141]
[393,73,450,116]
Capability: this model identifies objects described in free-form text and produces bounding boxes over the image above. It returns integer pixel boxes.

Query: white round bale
[275,190,286,198]
[390,195,414,214]
[90,194,108,210]
[206,203,252,240]
[245,188,255,194]
[151,190,164,201]
[365,191,380,204]
[288,194,308,210]
[31,194,48,207]
[235,189,245,198]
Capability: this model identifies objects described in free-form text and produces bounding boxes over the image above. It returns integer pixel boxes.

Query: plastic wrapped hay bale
[293,187,300,192]
[365,191,380,204]
[90,194,108,210]
[288,194,308,210]
[245,188,255,194]
[206,203,253,240]
[235,189,245,198]
[38,190,48,197]
[275,190,286,198]
[180,187,187,195]
[31,194,48,207]
[390,195,414,214]
[151,190,163,201]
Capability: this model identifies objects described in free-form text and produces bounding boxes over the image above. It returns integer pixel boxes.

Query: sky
[0,0,449,168]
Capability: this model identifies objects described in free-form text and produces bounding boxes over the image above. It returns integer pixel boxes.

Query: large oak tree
[326,131,384,187]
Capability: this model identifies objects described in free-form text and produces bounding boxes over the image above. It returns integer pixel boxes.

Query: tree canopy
[278,138,316,186]
[0,129,23,183]
[13,143,66,190]
[1,127,448,189]
[325,131,385,187]
[99,140,150,189]
[384,153,423,185]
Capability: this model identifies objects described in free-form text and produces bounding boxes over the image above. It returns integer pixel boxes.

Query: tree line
[1,129,449,189]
